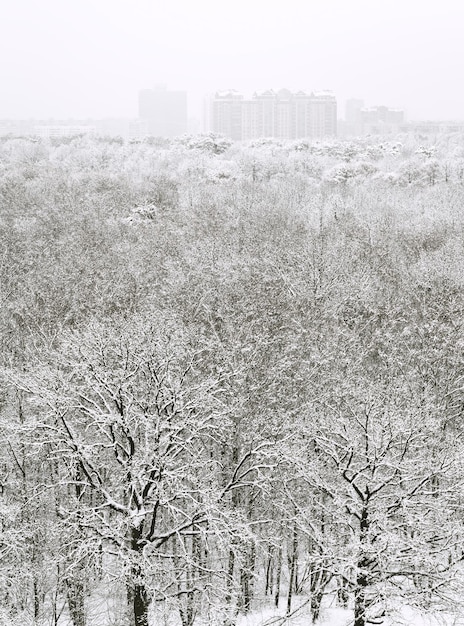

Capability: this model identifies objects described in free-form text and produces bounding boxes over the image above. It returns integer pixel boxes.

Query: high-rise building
[211,90,244,140]
[208,89,337,141]
[360,106,404,135]
[342,100,405,136]
[138,85,187,138]
[344,99,365,135]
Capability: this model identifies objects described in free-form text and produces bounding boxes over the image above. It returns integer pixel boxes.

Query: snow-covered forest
[1,132,464,626]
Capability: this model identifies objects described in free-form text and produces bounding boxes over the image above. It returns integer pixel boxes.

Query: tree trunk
[310,565,332,623]
[264,546,273,596]
[173,533,198,626]
[311,592,322,623]
[274,545,282,608]
[239,541,255,614]
[128,526,150,626]
[337,577,349,608]
[66,577,86,626]
[66,471,88,626]
[127,579,150,626]
[33,577,41,623]
[286,521,298,615]
[354,506,370,626]
[354,567,367,626]
[223,545,237,626]
[225,546,235,607]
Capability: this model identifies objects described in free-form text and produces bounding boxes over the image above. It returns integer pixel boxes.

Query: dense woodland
[1,132,464,626]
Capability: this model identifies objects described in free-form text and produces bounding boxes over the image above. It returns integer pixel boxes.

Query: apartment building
[209,89,337,141]
[33,124,97,138]
[343,100,405,136]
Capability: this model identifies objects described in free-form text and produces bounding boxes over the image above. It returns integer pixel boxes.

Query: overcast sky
[1,0,462,121]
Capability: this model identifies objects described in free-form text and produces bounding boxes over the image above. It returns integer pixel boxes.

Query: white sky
[0,0,462,121]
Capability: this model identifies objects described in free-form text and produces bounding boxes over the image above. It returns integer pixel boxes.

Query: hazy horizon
[1,0,463,122]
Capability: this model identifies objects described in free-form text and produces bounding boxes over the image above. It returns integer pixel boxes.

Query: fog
[1,0,462,121]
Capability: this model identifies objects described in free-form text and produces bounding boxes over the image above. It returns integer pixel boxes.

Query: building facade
[33,124,97,138]
[360,106,404,135]
[209,89,337,141]
[344,98,365,136]
[342,100,405,136]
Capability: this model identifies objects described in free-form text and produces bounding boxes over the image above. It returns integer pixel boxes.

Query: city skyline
[0,86,453,126]
[1,0,463,122]
[0,86,407,124]
[0,86,457,127]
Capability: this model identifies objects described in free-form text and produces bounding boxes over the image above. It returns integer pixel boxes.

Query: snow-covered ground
[10,592,464,626]
[234,597,464,626]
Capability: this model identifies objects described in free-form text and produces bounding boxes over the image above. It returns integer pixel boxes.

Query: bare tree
[11,315,275,626]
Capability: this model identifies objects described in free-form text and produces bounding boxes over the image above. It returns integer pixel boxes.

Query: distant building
[398,120,464,135]
[211,90,244,140]
[33,124,96,138]
[0,120,35,136]
[138,85,187,138]
[342,101,405,136]
[361,106,404,135]
[344,99,365,135]
[208,89,337,141]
